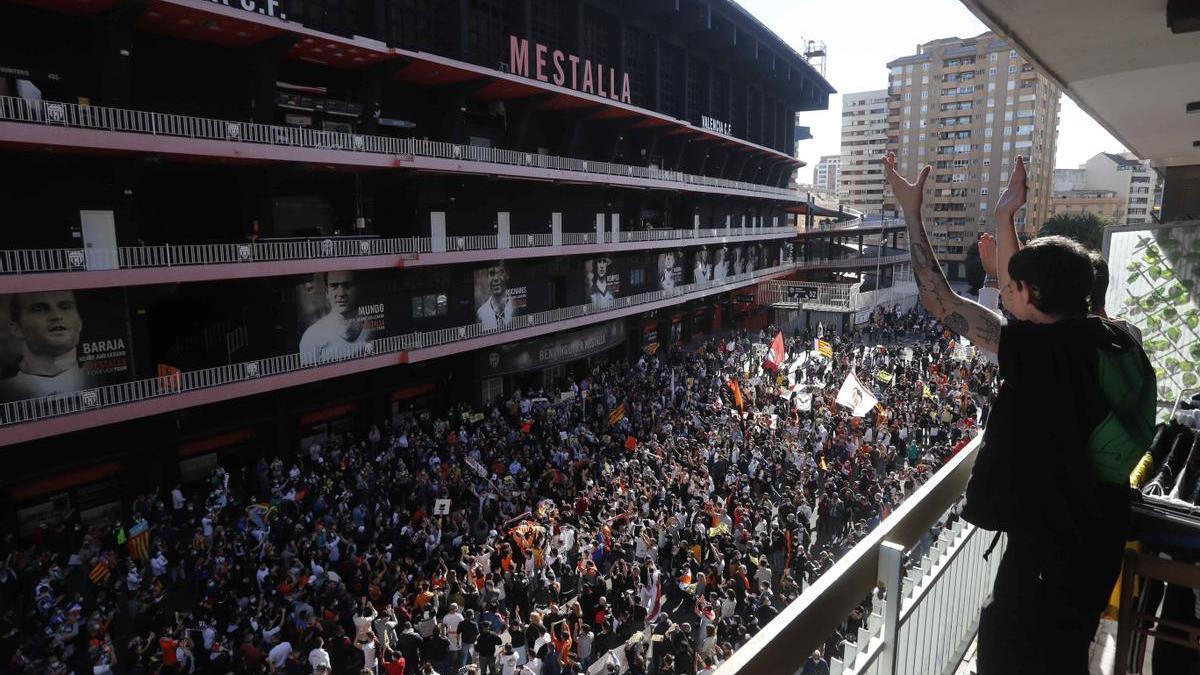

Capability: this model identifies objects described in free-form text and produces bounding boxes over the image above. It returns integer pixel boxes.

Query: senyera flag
[763,332,786,372]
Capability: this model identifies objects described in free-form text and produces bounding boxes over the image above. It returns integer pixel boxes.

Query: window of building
[989,67,997,77]
[1016,124,1033,135]
[1003,126,1011,136]
[1004,110,1013,121]
[903,106,911,115]
[980,186,989,195]
[906,78,913,86]
[985,127,994,138]
[988,98,995,108]
[983,142,992,153]
[1007,80,1016,90]
[921,90,928,99]
[952,173,967,183]
[1008,65,1018,74]
[411,293,448,318]
[953,158,969,167]
[904,120,911,129]
[922,75,929,84]
[990,52,999,62]
[986,112,994,124]
[983,158,991,166]
[919,119,927,128]
[1015,139,1033,149]
[891,65,903,75]
[920,104,928,113]
[923,62,930,71]
[906,64,913,73]
[988,82,996,91]
[904,92,912,101]
[982,173,990,182]
[1009,50,1018,58]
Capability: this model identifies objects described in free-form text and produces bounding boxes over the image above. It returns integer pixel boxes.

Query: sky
[734,0,1128,183]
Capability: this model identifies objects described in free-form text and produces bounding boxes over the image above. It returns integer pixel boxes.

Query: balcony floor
[954,620,1150,675]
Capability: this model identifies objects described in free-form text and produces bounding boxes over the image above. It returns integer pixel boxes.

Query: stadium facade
[0,0,846,533]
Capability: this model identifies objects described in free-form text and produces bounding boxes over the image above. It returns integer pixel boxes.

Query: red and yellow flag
[607,403,626,427]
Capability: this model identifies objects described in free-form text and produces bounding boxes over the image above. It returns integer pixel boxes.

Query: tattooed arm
[883,152,1002,353]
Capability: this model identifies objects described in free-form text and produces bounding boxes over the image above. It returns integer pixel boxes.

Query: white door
[80,210,117,270]
[430,211,447,253]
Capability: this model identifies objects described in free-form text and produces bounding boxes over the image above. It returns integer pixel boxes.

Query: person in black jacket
[885,151,1155,675]
[393,622,423,675]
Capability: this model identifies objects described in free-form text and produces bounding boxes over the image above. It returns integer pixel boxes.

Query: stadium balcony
[0,261,799,447]
[0,96,798,200]
[0,212,816,292]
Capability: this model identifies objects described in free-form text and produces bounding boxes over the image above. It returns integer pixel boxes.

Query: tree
[1038,212,1108,251]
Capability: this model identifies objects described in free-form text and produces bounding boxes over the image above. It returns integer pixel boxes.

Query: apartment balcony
[0,97,797,202]
[0,225,801,293]
[0,262,802,446]
[717,436,999,675]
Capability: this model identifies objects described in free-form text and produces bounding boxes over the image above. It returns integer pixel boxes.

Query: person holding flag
[763,331,786,372]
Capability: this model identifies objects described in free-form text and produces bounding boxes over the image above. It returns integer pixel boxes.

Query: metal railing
[0,263,796,428]
[797,254,912,271]
[0,95,797,197]
[0,227,799,275]
[835,519,1005,675]
[716,436,985,675]
[761,272,917,313]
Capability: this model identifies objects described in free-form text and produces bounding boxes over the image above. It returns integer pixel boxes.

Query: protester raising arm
[882,151,1002,353]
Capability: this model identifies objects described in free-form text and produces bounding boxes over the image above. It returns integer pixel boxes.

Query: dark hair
[1006,235,1094,317]
[1088,251,1109,314]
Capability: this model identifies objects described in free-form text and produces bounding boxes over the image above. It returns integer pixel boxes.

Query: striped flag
[607,403,625,427]
[89,554,116,585]
[814,339,833,359]
[126,520,151,562]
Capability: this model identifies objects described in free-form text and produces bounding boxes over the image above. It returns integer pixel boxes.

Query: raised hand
[995,155,1027,219]
[978,233,998,278]
[883,151,931,219]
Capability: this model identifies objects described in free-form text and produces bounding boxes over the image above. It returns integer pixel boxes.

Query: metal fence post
[879,540,904,675]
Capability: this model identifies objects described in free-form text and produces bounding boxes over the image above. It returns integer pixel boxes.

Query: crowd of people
[1,305,998,675]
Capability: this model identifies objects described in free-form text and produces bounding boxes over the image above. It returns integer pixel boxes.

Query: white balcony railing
[0,263,796,428]
[0,226,801,275]
[717,436,989,675]
[835,519,1005,675]
[0,96,797,198]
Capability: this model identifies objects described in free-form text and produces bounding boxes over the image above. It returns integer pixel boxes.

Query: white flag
[796,392,813,412]
[835,371,878,418]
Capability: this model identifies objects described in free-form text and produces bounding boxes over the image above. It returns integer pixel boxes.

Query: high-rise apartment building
[884,33,1061,280]
[1078,153,1161,224]
[839,89,891,215]
[1053,153,1160,225]
[815,155,842,196]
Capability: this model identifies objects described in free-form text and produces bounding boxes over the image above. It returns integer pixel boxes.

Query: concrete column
[430,212,446,253]
[497,211,510,249]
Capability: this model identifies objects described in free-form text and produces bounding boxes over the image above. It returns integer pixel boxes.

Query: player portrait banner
[0,288,132,403]
[477,320,624,377]
[835,371,878,418]
[656,250,684,291]
[583,256,619,308]
[474,261,527,330]
[292,270,385,366]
